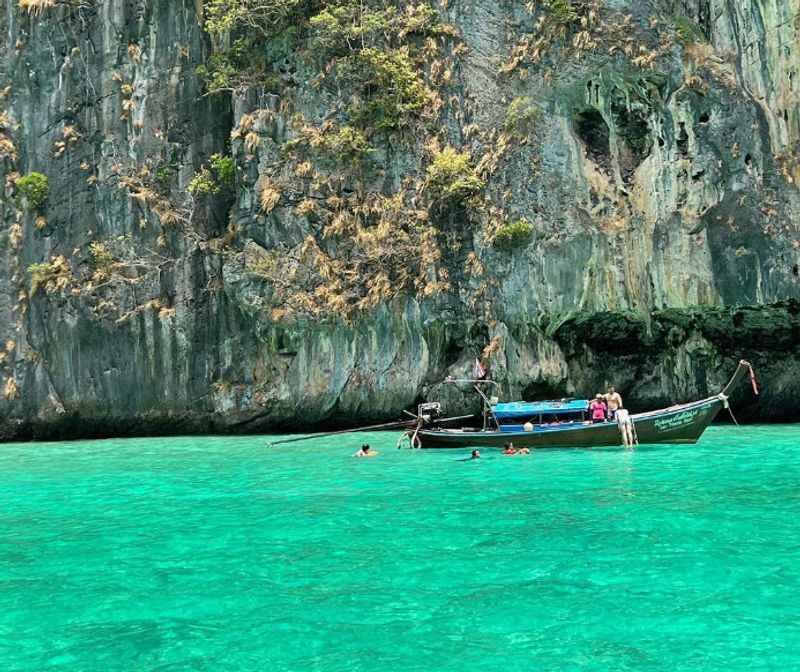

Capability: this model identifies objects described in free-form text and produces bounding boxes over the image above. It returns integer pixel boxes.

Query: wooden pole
[267,420,416,447]
[266,414,476,447]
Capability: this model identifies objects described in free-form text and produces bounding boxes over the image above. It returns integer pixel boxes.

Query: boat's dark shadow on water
[432,442,715,456]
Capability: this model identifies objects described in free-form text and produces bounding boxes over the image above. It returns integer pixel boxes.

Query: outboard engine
[417,401,442,424]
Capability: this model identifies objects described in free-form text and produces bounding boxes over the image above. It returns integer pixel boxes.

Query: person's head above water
[361,444,370,452]
[471,449,480,458]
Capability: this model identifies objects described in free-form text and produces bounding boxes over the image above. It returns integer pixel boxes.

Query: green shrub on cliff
[285,123,373,172]
[494,218,534,251]
[309,2,439,58]
[196,37,283,94]
[16,172,49,210]
[28,263,50,295]
[88,242,116,282]
[319,125,373,166]
[199,0,447,132]
[210,153,235,186]
[195,40,245,93]
[674,15,706,45]
[203,0,308,37]
[343,47,431,131]
[188,168,217,196]
[504,97,540,139]
[545,0,578,26]
[28,255,73,295]
[199,0,308,93]
[426,147,484,204]
[188,154,235,196]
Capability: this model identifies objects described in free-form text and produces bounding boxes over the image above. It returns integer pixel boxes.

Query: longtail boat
[403,359,758,450]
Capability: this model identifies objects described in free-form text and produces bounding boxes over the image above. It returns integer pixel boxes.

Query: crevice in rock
[677,122,689,157]
[676,169,688,208]
[697,0,711,39]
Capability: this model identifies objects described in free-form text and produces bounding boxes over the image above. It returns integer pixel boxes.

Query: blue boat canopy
[492,399,589,420]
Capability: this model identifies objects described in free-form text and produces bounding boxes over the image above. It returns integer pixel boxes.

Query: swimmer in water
[470,449,481,460]
[502,443,517,456]
[353,443,379,458]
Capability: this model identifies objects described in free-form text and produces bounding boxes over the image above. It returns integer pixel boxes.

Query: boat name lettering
[654,409,699,432]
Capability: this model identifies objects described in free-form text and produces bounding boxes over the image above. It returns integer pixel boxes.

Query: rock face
[0,0,798,439]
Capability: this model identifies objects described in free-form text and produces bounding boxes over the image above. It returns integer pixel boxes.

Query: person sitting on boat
[604,386,623,420]
[353,443,378,458]
[589,395,607,423]
[503,443,517,455]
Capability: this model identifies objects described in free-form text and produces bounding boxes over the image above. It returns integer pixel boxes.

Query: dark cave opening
[574,108,611,170]
[443,338,463,369]
[521,380,564,403]
[612,98,653,181]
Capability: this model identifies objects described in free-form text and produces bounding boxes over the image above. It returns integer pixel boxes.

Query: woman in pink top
[589,394,607,423]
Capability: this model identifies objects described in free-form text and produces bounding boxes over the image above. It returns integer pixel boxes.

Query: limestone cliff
[0,0,798,439]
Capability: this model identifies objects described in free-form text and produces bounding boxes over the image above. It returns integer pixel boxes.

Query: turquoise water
[1,426,799,671]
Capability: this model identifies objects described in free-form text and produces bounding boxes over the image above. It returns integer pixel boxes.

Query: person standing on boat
[605,386,623,420]
[589,395,607,423]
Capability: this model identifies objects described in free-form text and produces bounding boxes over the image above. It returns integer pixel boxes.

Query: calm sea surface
[1,425,799,671]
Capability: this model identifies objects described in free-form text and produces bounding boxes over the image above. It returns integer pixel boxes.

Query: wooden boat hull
[415,396,725,449]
